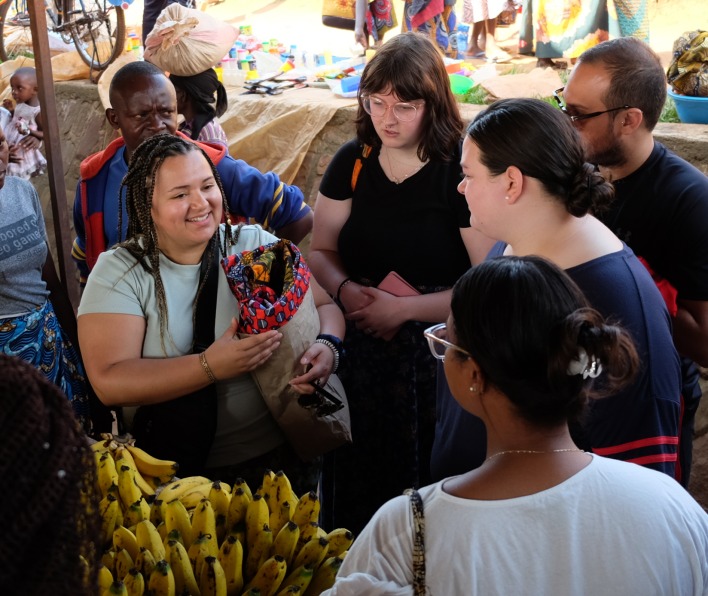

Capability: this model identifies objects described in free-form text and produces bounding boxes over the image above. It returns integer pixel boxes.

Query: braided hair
[118,134,236,354]
[0,355,102,595]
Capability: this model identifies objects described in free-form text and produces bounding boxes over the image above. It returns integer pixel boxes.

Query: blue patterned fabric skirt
[0,300,90,431]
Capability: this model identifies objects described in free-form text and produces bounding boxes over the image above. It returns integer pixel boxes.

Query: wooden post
[28,0,80,310]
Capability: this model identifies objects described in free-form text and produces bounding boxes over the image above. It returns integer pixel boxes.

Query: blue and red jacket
[72,132,310,283]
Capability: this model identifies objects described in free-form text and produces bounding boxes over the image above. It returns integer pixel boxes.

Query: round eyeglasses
[423,323,471,361]
[553,87,634,123]
[361,95,423,122]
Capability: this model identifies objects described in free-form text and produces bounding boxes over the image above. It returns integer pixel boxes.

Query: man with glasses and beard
[560,37,708,488]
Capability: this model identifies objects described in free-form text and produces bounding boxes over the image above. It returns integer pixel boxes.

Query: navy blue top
[430,243,683,480]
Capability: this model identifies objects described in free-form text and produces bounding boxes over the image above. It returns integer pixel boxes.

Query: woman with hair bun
[323,257,708,595]
[431,98,683,483]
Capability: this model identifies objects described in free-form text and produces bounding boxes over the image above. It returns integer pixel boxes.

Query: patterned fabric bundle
[667,30,708,97]
[221,239,311,334]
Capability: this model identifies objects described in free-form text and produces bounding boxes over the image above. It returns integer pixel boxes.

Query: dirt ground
[126,0,708,65]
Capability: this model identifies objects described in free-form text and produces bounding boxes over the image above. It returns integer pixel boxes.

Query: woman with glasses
[322,257,708,595]
[308,32,492,535]
[431,98,682,484]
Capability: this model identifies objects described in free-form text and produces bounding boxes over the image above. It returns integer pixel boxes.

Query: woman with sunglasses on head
[322,257,708,595]
[308,32,493,535]
[431,98,683,485]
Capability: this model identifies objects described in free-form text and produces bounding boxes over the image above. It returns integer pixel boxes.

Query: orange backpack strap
[351,144,372,192]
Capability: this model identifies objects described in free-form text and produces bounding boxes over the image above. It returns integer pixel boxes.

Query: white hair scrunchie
[567,349,603,379]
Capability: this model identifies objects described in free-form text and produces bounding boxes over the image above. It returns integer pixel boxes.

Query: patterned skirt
[321,312,441,536]
[0,300,91,432]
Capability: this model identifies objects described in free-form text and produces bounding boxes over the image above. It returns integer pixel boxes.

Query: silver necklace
[485,448,584,462]
[383,147,426,184]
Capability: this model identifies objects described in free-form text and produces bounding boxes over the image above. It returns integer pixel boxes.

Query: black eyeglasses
[298,381,345,417]
[553,87,633,123]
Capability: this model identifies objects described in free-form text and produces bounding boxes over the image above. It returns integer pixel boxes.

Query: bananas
[148,559,176,596]
[126,444,180,478]
[218,534,244,596]
[96,468,348,595]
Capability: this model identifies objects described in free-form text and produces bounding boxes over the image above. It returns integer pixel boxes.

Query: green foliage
[659,97,680,123]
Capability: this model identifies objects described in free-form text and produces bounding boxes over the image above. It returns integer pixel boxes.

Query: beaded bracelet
[336,278,353,303]
[315,334,344,374]
[199,351,217,383]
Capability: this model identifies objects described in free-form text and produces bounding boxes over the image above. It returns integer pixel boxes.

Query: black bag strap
[130,239,221,477]
[404,488,426,595]
[193,239,220,353]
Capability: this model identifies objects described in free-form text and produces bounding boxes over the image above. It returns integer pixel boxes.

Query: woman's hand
[345,286,407,339]
[339,281,374,313]
[205,318,282,380]
[290,342,335,394]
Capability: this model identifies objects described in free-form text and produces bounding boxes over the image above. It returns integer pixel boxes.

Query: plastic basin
[668,88,708,125]
[449,73,473,95]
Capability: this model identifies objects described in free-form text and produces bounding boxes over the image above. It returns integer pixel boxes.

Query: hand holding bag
[221,238,352,461]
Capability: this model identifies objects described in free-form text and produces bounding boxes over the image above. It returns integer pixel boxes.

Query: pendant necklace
[485,448,584,463]
[384,147,426,184]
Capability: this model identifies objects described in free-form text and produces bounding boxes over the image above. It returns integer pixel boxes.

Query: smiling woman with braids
[77,134,344,493]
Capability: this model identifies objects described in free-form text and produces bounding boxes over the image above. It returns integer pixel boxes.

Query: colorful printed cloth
[366,0,398,43]
[221,239,311,334]
[667,30,708,97]
[402,0,458,57]
[0,300,90,431]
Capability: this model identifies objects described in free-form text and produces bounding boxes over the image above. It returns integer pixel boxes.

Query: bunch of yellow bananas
[92,434,179,550]
[96,468,353,596]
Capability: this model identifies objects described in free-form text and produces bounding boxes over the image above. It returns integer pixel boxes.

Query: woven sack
[144,4,237,76]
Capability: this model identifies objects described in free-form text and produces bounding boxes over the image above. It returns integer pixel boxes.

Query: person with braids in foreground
[431,98,683,483]
[323,257,708,595]
[170,68,229,146]
[77,135,343,493]
[0,355,102,595]
[72,61,312,287]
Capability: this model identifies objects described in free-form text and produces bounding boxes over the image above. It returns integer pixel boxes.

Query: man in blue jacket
[72,61,312,285]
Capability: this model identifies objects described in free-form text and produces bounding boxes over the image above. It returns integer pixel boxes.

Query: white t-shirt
[78,224,285,466]
[325,455,708,596]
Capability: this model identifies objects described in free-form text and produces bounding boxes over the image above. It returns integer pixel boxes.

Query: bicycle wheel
[64,0,125,71]
[0,0,39,62]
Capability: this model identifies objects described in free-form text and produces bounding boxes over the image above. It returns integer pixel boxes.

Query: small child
[2,67,47,179]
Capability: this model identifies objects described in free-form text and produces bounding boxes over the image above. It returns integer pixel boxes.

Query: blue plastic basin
[668,88,708,125]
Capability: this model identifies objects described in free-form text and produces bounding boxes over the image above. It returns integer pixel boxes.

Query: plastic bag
[144,3,237,76]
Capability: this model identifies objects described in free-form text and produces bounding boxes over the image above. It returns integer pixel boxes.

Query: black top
[319,139,472,288]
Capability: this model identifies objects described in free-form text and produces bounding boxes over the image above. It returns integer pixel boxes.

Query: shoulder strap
[350,143,372,192]
[404,488,426,595]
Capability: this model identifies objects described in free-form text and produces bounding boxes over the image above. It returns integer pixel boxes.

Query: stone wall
[43,81,708,509]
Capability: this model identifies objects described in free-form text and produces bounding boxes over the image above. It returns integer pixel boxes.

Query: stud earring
[504,195,509,201]
[469,386,476,392]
